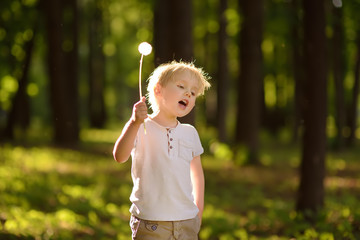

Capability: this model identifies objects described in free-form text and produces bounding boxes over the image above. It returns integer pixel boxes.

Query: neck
[149,111,178,128]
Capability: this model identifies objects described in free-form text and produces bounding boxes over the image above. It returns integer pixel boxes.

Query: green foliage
[1,131,360,239]
[0,142,133,239]
[0,0,38,115]
[0,75,18,111]
[1,0,360,143]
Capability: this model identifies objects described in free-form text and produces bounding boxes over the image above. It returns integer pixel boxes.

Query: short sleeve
[192,127,204,157]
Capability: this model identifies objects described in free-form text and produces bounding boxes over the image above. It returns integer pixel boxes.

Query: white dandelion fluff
[138,42,152,56]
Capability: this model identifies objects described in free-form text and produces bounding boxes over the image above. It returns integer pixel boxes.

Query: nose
[184,91,191,97]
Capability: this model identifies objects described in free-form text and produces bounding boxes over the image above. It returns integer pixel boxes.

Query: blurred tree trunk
[332,5,346,149]
[3,32,34,139]
[45,0,79,145]
[88,0,106,128]
[235,0,264,164]
[290,0,304,143]
[154,0,195,125]
[216,0,229,143]
[296,0,327,216]
[346,31,360,147]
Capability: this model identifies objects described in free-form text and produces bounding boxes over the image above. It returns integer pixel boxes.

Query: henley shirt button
[170,138,173,141]
[170,146,173,149]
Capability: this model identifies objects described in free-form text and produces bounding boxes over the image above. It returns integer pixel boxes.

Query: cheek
[163,91,178,103]
[165,86,178,95]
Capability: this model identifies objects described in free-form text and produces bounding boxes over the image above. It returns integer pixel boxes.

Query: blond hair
[146,61,211,112]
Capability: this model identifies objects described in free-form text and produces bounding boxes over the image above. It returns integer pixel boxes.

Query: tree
[88,0,106,128]
[216,0,230,143]
[332,3,346,149]
[235,0,264,163]
[346,30,360,146]
[153,0,195,125]
[0,0,39,140]
[296,0,327,215]
[4,31,35,139]
[290,0,304,143]
[44,0,79,144]
[345,1,360,147]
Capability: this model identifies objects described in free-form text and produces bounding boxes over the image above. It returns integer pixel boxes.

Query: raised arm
[113,97,148,163]
[190,155,205,223]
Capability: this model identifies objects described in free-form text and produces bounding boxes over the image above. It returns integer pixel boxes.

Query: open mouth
[178,100,188,108]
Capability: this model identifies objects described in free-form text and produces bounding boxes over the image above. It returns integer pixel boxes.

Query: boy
[113,61,211,239]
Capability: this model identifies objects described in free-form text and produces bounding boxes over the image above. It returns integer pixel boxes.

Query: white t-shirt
[129,118,204,221]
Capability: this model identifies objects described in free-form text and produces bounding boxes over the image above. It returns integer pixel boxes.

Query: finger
[137,101,147,107]
[136,105,148,114]
[136,105,147,113]
[140,114,148,120]
[136,110,147,117]
[136,100,147,108]
[136,112,147,121]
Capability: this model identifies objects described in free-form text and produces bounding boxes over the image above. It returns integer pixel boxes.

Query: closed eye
[177,85,184,89]
[191,92,196,96]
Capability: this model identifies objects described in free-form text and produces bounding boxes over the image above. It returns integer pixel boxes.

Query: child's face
[157,70,199,118]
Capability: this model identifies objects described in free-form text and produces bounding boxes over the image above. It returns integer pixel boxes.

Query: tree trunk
[296,0,327,216]
[235,0,264,164]
[290,0,304,143]
[3,32,35,139]
[346,31,360,146]
[216,0,229,143]
[332,5,346,149]
[154,0,195,125]
[89,0,106,128]
[45,0,79,145]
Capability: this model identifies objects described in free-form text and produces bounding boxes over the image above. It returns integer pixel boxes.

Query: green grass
[1,129,360,239]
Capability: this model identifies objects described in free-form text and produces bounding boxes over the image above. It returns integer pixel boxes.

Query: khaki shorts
[130,215,201,240]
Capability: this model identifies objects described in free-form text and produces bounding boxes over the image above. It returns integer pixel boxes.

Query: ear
[154,83,162,96]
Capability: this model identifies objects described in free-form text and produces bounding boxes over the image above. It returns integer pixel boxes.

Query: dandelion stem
[139,54,144,100]
[138,54,146,134]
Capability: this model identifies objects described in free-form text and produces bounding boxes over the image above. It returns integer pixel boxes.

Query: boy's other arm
[113,120,141,163]
[113,97,147,163]
[190,155,205,223]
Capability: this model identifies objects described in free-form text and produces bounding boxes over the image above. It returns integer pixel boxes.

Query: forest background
[1,0,360,239]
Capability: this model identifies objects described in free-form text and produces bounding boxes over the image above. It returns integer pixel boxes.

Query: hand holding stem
[131,97,148,125]
[138,42,152,133]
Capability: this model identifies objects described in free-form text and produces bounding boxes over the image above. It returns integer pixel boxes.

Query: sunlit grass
[0,143,133,239]
[1,129,360,239]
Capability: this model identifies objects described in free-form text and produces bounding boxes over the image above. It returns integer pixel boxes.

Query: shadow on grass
[0,233,35,240]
